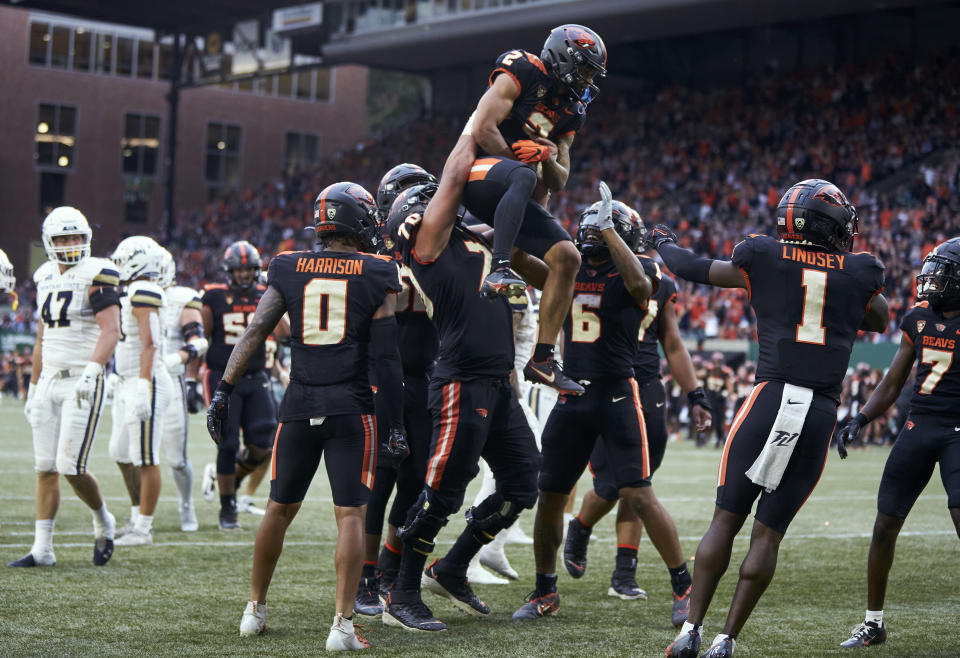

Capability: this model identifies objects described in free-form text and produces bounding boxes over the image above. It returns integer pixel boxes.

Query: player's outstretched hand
[835,414,866,459]
[511,140,552,164]
[185,378,203,414]
[384,425,410,464]
[206,385,231,444]
[647,224,679,250]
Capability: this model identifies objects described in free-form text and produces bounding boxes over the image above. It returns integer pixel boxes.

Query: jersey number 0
[303,278,347,345]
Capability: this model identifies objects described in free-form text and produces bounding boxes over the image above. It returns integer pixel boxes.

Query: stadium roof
[0,0,302,33]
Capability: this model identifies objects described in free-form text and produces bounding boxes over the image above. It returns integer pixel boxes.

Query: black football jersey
[394,221,514,380]
[900,303,960,418]
[634,257,677,382]
[731,235,885,401]
[267,250,401,421]
[705,365,733,394]
[396,263,439,376]
[488,49,587,146]
[563,259,646,380]
[202,282,267,372]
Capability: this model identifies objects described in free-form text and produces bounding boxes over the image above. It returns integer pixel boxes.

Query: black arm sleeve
[89,287,121,313]
[656,242,714,285]
[369,316,404,431]
[181,321,203,341]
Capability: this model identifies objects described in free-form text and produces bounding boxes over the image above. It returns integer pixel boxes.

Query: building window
[50,25,70,68]
[122,113,161,176]
[35,103,77,170]
[205,122,242,192]
[73,28,92,71]
[40,172,67,216]
[315,68,332,101]
[96,33,113,74]
[284,132,320,173]
[29,22,49,65]
[116,36,134,76]
[123,178,152,223]
[295,70,313,100]
[137,40,155,79]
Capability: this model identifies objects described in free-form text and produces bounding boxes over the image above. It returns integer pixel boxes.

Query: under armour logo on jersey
[771,431,799,447]
[475,408,488,418]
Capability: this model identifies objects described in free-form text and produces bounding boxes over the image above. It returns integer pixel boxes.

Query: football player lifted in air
[378,136,542,632]
[207,182,405,650]
[157,246,208,531]
[10,207,120,568]
[459,24,607,396]
[201,241,288,530]
[837,238,960,649]
[354,164,442,617]
[562,200,712,623]
[108,237,174,547]
[652,179,888,658]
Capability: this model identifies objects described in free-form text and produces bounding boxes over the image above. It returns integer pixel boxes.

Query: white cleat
[466,556,508,585]
[180,503,199,532]
[503,523,534,545]
[115,520,136,538]
[238,494,266,516]
[114,528,153,547]
[325,613,371,651]
[239,601,267,636]
[202,463,217,502]
[478,543,518,580]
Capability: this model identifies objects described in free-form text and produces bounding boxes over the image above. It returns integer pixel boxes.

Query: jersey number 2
[303,278,347,345]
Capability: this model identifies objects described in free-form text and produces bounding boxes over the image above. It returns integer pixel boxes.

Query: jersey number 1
[796,269,827,345]
[303,278,347,345]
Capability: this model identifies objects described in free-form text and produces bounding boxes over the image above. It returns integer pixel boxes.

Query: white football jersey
[34,257,120,371]
[115,280,166,378]
[161,285,202,375]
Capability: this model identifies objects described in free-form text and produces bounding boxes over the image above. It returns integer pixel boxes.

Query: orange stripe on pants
[361,414,377,489]
[426,382,461,488]
[270,422,283,481]
[717,381,768,486]
[629,379,651,478]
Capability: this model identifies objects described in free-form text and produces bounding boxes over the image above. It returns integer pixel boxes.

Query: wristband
[687,387,708,406]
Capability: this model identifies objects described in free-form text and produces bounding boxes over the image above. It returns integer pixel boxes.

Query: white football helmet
[0,249,14,293]
[42,206,93,264]
[112,236,162,283]
[156,246,176,288]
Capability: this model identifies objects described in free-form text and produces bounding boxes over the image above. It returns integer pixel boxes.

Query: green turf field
[0,399,957,657]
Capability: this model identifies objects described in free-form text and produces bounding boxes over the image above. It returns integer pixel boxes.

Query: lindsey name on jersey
[161,286,202,375]
[267,250,401,421]
[901,302,960,418]
[115,280,166,378]
[634,256,677,382]
[202,282,267,372]
[34,258,119,370]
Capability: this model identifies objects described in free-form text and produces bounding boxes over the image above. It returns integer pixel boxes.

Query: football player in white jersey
[109,237,174,547]
[0,248,17,308]
[156,246,208,531]
[9,207,120,568]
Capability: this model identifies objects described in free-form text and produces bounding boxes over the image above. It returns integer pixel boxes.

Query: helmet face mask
[42,206,92,265]
[112,236,162,283]
[776,179,858,252]
[314,182,381,252]
[381,183,437,255]
[917,239,960,312]
[157,248,176,288]
[376,164,437,216]
[0,248,15,293]
[223,241,263,292]
[541,24,607,102]
[574,200,645,258]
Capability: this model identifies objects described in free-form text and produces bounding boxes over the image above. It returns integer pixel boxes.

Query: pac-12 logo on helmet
[42,206,93,265]
[223,240,263,292]
[376,164,437,216]
[541,24,607,102]
[917,237,960,312]
[776,179,858,252]
[313,182,381,252]
[574,199,646,258]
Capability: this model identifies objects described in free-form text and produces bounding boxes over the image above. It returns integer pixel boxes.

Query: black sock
[378,542,402,575]
[220,493,236,510]
[440,528,484,573]
[361,562,377,580]
[669,563,692,596]
[615,546,638,573]
[396,545,430,592]
[491,166,538,264]
[533,343,555,362]
[535,572,558,594]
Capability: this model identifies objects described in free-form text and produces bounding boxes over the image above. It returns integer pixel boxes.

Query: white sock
[130,505,140,524]
[334,613,353,632]
[32,519,55,555]
[711,634,732,647]
[91,502,111,537]
[866,610,883,626]
[172,463,193,505]
[134,514,153,534]
[680,621,700,635]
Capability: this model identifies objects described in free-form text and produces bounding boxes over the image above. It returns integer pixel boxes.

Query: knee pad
[397,489,450,556]
[465,493,522,544]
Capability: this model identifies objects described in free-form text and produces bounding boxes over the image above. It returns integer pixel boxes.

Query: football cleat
[202,463,217,502]
[220,505,242,531]
[703,635,736,657]
[355,575,384,617]
[326,613,371,651]
[672,584,692,627]
[93,511,116,566]
[666,627,703,658]
[478,543,519,580]
[239,601,267,636]
[523,358,585,396]
[238,494,265,516]
[480,266,527,299]
[180,502,199,532]
[840,622,887,648]
[115,520,136,538]
[381,591,447,632]
[466,556,508,585]
[503,523,534,545]
[114,528,152,547]
[512,589,560,620]
[562,517,591,578]
[7,552,56,568]
[422,560,490,616]
[607,569,647,600]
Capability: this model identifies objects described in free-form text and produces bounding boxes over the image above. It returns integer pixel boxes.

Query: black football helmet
[380,182,438,255]
[313,182,381,251]
[574,200,646,259]
[917,238,960,312]
[223,240,262,292]
[541,24,607,102]
[776,179,858,252]
[376,164,437,216]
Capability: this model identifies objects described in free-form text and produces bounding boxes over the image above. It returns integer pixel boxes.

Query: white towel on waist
[745,383,813,493]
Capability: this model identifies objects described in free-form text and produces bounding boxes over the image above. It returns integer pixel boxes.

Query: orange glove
[511,140,552,164]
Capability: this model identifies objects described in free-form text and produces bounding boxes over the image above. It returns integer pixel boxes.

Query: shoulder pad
[33,261,57,282]
[129,281,165,308]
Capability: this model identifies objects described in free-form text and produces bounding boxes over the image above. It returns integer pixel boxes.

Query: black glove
[687,386,712,413]
[206,381,234,445]
[383,425,409,462]
[836,413,867,460]
[185,378,203,414]
[648,224,679,250]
